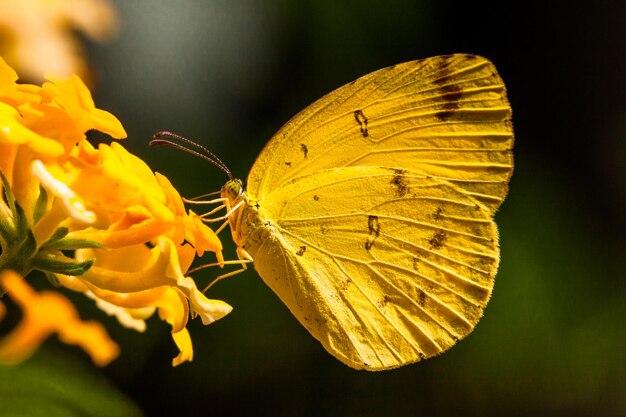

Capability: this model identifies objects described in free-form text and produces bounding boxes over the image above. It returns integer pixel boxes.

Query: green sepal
[15,228,37,261]
[33,185,48,224]
[32,255,95,276]
[13,197,31,240]
[44,271,62,287]
[0,215,13,244]
[0,172,18,242]
[43,238,104,251]
[0,171,16,214]
[40,227,69,247]
[39,226,103,250]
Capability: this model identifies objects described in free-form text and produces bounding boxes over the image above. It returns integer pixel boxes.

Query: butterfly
[155,54,513,370]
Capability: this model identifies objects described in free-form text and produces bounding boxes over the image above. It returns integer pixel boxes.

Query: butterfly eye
[220,179,244,202]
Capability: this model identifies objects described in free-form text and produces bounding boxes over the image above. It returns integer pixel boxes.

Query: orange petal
[0,270,119,366]
[171,328,193,366]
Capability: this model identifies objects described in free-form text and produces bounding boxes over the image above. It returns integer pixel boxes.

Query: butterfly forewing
[247,54,513,215]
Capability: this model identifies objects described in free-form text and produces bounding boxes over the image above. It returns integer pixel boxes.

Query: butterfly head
[221,178,245,205]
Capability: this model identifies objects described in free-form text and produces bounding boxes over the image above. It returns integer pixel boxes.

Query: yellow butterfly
[157,54,513,370]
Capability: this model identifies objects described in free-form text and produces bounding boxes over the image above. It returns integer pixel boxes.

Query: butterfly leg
[194,197,232,222]
[201,246,253,292]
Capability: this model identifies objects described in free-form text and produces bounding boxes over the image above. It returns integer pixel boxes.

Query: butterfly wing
[248,166,499,370]
[247,54,513,215]
[240,54,513,369]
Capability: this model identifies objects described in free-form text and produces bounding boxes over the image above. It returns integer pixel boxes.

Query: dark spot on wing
[436,84,463,121]
[417,290,427,307]
[412,257,420,271]
[320,225,329,234]
[313,194,319,201]
[433,56,453,85]
[296,246,306,256]
[471,225,483,237]
[390,169,409,197]
[365,215,380,250]
[487,164,508,174]
[285,161,292,167]
[340,278,352,291]
[412,248,429,270]
[432,56,463,121]
[376,295,390,309]
[429,230,447,249]
[354,109,369,137]
[442,83,463,101]
[300,143,308,158]
[432,207,444,220]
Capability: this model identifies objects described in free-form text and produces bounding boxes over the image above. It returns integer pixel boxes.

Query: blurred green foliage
[2,0,624,416]
[0,349,142,417]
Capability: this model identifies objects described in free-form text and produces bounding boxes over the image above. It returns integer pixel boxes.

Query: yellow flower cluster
[0,0,119,82]
[0,57,231,366]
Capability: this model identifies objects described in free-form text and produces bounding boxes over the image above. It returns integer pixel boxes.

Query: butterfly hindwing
[249,166,499,370]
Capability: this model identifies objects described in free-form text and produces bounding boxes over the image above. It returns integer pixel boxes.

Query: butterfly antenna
[150,131,233,180]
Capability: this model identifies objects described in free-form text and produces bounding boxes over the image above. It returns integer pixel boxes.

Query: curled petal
[76,238,179,293]
[31,159,95,223]
[76,238,232,325]
[42,74,126,139]
[0,57,41,105]
[84,291,152,332]
[171,328,193,367]
[154,173,185,216]
[174,275,233,325]
[0,103,65,157]
[70,217,174,248]
[0,56,19,90]
[82,283,189,334]
[184,210,223,257]
[0,270,119,366]
[55,272,89,292]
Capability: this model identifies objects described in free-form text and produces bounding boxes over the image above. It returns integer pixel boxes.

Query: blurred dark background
[6,1,626,416]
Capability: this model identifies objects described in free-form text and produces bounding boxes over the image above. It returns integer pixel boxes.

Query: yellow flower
[0,269,119,366]
[0,0,119,82]
[0,55,126,215]
[0,57,231,366]
[53,140,223,257]
[56,238,231,366]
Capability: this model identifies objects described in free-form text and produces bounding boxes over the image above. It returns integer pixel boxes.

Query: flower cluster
[0,57,231,366]
[0,0,119,82]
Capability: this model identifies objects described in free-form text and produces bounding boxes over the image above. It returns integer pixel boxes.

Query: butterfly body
[221,54,513,370]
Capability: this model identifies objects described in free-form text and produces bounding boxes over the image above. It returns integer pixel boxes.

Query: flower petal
[0,102,65,157]
[171,328,193,367]
[31,159,96,224]
[0,270,119,366]
[84,291,152,332]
